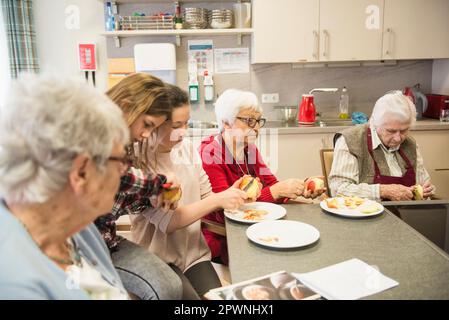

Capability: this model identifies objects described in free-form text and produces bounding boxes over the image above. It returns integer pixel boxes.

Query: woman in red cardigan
[199,89,325,264]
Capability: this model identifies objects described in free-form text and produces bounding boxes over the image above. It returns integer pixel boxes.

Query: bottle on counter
[188,73,199,103]
[203,70,214,102]
[338,86,350,119]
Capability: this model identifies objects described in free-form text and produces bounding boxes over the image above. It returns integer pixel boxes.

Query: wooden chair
[116,215,131,231]
[319,149,334,197]
[200,219,226,237]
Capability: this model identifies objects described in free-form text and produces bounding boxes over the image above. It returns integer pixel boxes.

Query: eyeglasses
[236,117,266,128]
[108,155,130,174]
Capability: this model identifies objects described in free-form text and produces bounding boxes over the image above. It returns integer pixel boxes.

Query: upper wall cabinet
[252,0,449,64]
[252,0,383,63]
[382,0,449,60]
[319,0,384,61]
[252,0,319,63]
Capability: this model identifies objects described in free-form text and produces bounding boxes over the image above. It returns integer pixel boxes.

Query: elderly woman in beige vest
[329,90,435,201]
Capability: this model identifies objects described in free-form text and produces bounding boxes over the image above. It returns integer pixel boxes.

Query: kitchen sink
[318,119,354,127]
[188,120,219,129]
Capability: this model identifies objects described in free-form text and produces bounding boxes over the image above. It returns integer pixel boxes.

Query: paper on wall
[187,40,214,76]
[214,48,250,74]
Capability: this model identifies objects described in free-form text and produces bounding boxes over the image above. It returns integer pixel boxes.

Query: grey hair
[215,89,263,130]
[0,73,129,204]
[370,90,417,128]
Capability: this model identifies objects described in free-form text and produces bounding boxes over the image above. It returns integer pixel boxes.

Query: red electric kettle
[403,84,428,120]
[298,88,338,125]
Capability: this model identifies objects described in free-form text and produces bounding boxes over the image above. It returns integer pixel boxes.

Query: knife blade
[243,178,255,192]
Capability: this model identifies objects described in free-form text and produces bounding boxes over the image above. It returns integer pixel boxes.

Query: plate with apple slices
[225,202,287,224]
[320,196,384,218]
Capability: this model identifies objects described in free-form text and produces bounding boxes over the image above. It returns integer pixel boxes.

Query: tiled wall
[108,4,433,122]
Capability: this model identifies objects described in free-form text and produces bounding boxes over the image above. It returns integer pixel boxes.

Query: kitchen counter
[226,203,449,299]
[187,118,449,137]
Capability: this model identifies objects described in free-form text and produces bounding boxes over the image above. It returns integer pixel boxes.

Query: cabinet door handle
[323,30,329,58]
[313,30,319,59]
[435,168,449,171]
[385,28,393,56]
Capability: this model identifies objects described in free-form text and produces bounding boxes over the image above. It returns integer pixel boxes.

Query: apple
[306,177,325,192]
[412,184,424,200]
[162,183,182,203]
[239,176,260,199]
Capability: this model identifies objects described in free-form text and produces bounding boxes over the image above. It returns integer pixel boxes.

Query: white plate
[224,202,286,224]
[246,220,320,249]
[320,197,384,218]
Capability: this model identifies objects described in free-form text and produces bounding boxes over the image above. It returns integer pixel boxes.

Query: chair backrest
[319,149,334,196]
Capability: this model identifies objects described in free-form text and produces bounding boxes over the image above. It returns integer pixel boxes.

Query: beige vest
[340,124,417,184]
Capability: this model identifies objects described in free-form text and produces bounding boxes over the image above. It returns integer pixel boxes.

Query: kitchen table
[226,203,449,299]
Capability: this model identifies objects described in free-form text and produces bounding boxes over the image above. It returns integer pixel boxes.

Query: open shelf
[102,28,253,47]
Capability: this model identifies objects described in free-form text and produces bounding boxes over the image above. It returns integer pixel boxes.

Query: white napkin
[293,258,399,300]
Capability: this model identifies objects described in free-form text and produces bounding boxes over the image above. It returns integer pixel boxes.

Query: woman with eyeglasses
[0,74,130,299]
[94,73,183,300]
[199,89,326,265]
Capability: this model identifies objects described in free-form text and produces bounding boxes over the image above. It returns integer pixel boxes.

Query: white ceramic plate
[246,220,320,249]
[320,197,384,218]
[224,202,286,224]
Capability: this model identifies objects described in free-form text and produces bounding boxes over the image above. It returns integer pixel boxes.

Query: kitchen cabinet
[382,0,449,60]
[252,0,383,63]
[319,0,384,61]
[251,0,319,63]
[412,130,449,199]
[252,0,449,63]
[259,131,334,180]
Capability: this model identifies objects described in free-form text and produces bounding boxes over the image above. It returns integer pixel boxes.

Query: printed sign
[78,43,97,71]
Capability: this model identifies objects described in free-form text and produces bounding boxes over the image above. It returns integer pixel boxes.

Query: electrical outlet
[261,93,279,104]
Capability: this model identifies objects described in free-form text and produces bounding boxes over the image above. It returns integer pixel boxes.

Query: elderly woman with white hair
[199,89,325,265]
[329,90,435,201]
[0,74,132,299]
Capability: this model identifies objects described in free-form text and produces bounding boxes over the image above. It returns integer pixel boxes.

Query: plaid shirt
[95,167,167,251]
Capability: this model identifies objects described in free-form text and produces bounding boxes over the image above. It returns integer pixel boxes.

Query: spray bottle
[203,70,214,102]
[188,73,199,103]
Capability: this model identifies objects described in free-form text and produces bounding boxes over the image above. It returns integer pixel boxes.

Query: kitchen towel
[351,112,368,124]
[294,258,399,300]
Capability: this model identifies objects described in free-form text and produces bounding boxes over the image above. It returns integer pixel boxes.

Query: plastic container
[203,70,214,102]
[338,87,350,119]
[134,43,176,84]
[188,73,199,103]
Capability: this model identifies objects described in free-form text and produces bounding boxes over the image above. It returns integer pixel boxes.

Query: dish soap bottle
[203,70,214,102]
[188,73,199,103]
[338,86,350,119]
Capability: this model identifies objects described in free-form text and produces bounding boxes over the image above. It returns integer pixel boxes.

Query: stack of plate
[183,8,209,29]
[209,9,233,29]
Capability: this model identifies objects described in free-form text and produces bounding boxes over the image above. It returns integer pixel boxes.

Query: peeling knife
[243,178,256,192]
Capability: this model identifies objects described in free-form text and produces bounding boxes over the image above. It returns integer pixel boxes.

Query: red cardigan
[199,135,285,264]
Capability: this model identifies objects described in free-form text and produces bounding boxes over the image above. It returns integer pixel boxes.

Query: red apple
[162,183,182,203]
[306,178,325,192]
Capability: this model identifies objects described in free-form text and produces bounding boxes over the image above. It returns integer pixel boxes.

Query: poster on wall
[214,48,249,74]
[187,39,214,76]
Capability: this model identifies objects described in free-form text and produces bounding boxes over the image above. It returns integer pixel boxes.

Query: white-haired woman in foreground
[329,90,435,201]
[199,89,325,265]
[0,74,130,299]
